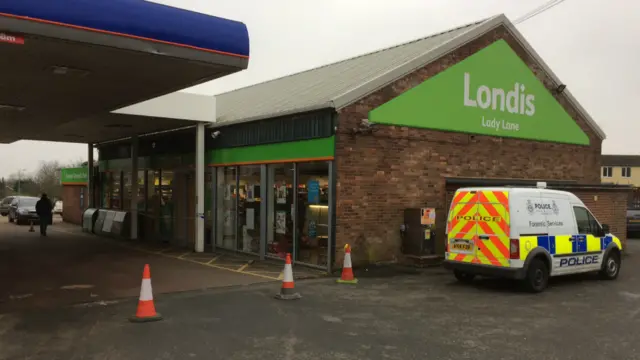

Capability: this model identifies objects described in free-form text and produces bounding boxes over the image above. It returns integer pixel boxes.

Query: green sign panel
[369,40,589,145]
[209,136,335,166]
[60,167,88,185]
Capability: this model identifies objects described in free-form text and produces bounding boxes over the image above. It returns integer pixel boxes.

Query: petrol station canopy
[0,0,250,144]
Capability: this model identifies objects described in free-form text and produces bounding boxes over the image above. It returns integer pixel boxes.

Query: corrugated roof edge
[331,13,606,140]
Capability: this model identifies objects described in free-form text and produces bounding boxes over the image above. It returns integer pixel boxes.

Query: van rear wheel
[524,258,549,293]
[454,270,475,283]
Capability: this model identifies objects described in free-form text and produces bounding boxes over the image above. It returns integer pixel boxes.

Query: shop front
[209,136,335,269]
[97,153,211,248]
[92,132,336,270]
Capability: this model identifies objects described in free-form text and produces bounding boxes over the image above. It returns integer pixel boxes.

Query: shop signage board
[60,167,89,185]
[369,40,590,145]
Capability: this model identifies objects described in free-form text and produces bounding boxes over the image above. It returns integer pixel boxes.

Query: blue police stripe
[0,0,250,57]
[570,235,588,253]
[537,235,556,255]
[601,236,612,251]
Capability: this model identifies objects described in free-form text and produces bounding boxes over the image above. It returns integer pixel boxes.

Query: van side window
[573,206,592,234]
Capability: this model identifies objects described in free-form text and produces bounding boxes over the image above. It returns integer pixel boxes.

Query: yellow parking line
[237,263,249,272]
[45,230,280,281]
[127,246,278,281]
[178,252,192,259]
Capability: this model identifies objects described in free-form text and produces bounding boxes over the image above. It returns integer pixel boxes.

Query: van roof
[456,187,584,204]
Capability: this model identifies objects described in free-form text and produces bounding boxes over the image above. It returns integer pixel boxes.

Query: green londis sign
[60,167,88,185]
[369,39,590,145]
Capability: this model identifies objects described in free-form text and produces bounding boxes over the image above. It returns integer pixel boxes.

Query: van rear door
[447,190,479,263]
[475,190,511,267]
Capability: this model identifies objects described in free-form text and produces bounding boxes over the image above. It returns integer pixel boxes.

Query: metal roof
[214,14,606,140]
[215,18,485,125]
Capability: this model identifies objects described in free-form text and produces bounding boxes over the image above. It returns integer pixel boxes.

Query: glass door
[266,163,294,259]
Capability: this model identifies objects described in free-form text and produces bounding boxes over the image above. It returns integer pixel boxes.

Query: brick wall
[569,189,630,247]
[62,185,88,225]
[334,25,603,267]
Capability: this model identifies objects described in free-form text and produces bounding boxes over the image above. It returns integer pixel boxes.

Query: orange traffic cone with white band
[129,264,162,323]
[275,253,301,300]
[337,244,358,284]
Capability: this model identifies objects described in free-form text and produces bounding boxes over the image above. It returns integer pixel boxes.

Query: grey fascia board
[501,19,607,140]
[331,13,606,141]
[208,102,334,128]
[330,14,504,110]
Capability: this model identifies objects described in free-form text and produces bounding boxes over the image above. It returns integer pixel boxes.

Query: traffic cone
[337,244,358,284]
[129,264,162,323]
[28,220,34,232]
[275,253,301,300]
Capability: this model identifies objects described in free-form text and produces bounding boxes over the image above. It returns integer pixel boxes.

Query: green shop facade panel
[209,136,335,166]
[369,39,590,145]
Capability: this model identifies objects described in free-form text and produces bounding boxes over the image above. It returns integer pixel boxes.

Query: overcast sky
[0,0,638,178]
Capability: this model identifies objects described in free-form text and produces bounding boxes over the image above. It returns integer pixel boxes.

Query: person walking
[35,193,53,236]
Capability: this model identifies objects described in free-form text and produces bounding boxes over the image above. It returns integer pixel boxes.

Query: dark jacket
[36,197,53,218]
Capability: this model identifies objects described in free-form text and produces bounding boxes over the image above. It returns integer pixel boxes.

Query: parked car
[627,209,640,237]
[53,200,63,215]
[0,196,14,216]
[8,196,40,225]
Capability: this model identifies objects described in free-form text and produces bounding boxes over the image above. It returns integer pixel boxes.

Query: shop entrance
[213,161,333,270]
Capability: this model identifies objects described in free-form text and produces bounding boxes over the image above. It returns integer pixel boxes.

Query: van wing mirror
[602,224,610,235]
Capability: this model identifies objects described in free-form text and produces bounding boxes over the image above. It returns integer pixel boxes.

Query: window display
[111,171,121,210]
[237,165,261,253]
[159,170,174,241]
[296,161,330,266]
[266,163,294,259]
[122,171,132,210]
[216,166,237,250]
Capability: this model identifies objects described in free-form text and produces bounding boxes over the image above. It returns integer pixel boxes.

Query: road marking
[237,263,250,272]
[130,246,279,281]
[44,227,281,281]
[178,252,192,259]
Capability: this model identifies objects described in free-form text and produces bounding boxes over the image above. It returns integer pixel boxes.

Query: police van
[443,183,623,292]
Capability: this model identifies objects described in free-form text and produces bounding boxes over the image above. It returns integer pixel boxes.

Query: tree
[0,177,6,199]
[5,173,39,197]
[5,158,90,199]
[34,160,63,199]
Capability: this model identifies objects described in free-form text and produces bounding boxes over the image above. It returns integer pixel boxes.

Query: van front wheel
[524,258,549,293]
[454,270,475,283]
[599,251,621,280]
